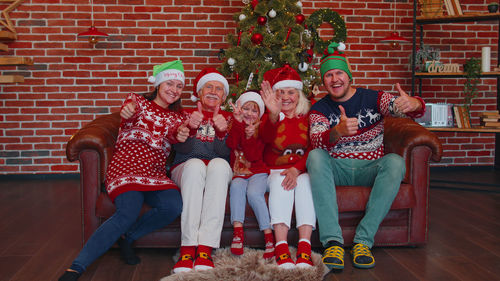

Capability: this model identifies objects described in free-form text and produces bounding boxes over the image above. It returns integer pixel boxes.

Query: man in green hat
[307,42,425,270]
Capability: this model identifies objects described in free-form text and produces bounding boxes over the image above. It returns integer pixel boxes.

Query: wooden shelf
[426,127,500,133]
[0,31,16,40]
[0,75,24,83]
[415,71,500,78]
[0,57,33,65]
[0,43,7,52]
[417,12,500,24]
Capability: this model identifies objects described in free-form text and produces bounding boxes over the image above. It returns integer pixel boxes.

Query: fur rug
[160,247,328,281]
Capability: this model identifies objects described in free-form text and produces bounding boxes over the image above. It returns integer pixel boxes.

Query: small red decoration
[295,14,305,24]
[257,16,267,26]
[237,30,242,46]
[306,48,314,63]
[285,28,292,42]
[251,0,259,9]
[251,33,263,45]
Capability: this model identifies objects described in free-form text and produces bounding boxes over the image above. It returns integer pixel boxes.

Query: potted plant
[411,44,441,72]
[463,57,482,114]
[488,2,498,13]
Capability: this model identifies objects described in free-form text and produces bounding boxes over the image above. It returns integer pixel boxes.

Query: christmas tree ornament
[298,62,308,72]
[227,57,236,66]
[268,9,276,18]
[251,33,263,44]
[296,1,303,8]
[251,0,258,9]
[239,14,246,21]
[237,30,242,46]
[242,0,250,4]
[295,14,305,24]
[285,28,292,42]
[257,15,267,25]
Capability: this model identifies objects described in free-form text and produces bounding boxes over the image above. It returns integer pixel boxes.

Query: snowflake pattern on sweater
[309,88,420,160]
[105,93,184,201]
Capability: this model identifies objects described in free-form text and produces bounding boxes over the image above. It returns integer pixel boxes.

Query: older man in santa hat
[170,67,233,273]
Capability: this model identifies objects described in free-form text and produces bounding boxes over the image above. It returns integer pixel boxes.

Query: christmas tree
[218,0,321,105]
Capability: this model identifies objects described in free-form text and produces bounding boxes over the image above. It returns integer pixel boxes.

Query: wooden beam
[0,57,33,65]
[0,74,23,83]
[0,43,7,51]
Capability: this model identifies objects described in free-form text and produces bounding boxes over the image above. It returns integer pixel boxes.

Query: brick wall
[0,0,497,174]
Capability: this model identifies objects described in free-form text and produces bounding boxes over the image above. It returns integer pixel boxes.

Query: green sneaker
[322,245,344,270]
[351,243,375,269]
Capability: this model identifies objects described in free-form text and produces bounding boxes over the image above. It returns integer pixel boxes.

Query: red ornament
[237,30,242,46]
[251,0,259,9]
[295,14,305,24]
[251,33,263,45]
[285,28,292,42]
[257,16,267,26]
[306,48,314,63]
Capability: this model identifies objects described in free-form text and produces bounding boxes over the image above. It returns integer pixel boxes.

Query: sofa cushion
[96,183,415,220]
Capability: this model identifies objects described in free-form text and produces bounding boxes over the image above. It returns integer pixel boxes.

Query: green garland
[306,9,347,54]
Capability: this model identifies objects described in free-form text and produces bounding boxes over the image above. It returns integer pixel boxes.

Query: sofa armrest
[66,112,121,180]
[384,116,442,179]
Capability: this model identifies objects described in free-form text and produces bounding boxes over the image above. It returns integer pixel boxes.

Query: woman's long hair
[295,89,311,116]
[142,87,182,112]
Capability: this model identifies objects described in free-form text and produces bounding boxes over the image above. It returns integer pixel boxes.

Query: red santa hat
[191,67,229,102]
[236,90,265,118]
[263,64,303,91]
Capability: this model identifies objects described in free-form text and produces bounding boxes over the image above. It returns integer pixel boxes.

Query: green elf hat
[319,42,352,81]
[147,60,185,87]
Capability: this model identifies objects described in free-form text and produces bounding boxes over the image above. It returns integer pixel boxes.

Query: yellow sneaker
[322,245,344,270]
[351,243,375,269]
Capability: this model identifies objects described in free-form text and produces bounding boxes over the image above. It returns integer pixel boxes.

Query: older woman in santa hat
[260,64,316,269]
[170,67,233,273]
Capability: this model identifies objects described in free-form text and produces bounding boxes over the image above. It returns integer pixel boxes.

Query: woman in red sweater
[259,64,316,269]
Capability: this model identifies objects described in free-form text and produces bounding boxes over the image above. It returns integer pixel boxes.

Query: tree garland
[306,9,347,54]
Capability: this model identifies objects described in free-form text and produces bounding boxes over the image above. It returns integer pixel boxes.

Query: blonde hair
[295,89,311,116]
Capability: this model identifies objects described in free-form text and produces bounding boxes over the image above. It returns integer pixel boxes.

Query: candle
[481,47,491,72]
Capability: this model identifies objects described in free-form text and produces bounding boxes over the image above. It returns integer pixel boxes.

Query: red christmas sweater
[226,118,269,179]
[105,93,184,201]
[261,113,310,173]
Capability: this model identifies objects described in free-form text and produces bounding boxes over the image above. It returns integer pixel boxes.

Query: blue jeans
[306,149,405,248]
[230,173,271,231]
[70,189,182,273]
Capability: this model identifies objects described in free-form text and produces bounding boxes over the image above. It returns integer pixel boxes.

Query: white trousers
[267,169,316,229]
[171,158,232,248]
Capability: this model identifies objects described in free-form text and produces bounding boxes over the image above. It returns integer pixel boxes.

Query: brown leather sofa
[66,112,442,248]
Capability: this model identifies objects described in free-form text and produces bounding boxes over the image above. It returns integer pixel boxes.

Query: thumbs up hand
[212,105,228,133]
[393,83,422,113]
[176,119,190,143]
[120,95,137,119]
[334,105,358,137]
[188,101,204,129]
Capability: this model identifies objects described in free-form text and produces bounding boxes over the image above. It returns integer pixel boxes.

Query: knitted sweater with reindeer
[309,87,425,160]
[260,113,310,173]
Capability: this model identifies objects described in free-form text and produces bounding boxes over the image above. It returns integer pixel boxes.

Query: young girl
[226,91,274,259]
[58,60,188,281]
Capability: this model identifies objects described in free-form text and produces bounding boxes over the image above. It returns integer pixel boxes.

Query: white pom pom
[268,9,276,18]
[338,42,346,51]
[190,95,198,103]
[279,112,285,121]
[148,76,156,84]
[239,14,246,21]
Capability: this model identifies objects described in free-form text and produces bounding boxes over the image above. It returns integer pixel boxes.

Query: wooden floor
[0,169,498,281]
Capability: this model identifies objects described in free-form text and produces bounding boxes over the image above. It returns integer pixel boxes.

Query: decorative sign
[426,60,460,73]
